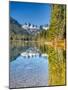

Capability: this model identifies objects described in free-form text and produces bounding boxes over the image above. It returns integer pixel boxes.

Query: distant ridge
[10,16,49,36]
[10,17,30,35]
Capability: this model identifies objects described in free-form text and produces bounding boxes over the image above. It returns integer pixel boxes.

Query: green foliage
[35,5,66,41]
[38,43,66,85]
[48,46,66,85]
[48,5,66,40]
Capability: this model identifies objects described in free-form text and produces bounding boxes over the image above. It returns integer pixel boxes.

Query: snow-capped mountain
[42,26,49,30]
[22,23,49,35]
[22,24,39,35]
[22,24,39,30]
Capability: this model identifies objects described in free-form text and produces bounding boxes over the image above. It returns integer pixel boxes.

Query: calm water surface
[9,41,66,88]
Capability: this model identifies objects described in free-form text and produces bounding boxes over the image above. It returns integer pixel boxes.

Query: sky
[10,1,51,26]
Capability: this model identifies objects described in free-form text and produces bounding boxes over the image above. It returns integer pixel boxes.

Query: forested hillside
[10,17,32,41]
[35,4,66,42]
[10,4,66,44]
[47,4,66,40]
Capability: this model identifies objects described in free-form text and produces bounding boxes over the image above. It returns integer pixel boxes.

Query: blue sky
[10,2,51,26]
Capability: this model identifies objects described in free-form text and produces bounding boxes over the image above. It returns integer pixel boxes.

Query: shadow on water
[9,40,66,88]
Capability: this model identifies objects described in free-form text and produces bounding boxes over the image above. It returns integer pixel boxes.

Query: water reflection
[21,47,48,58]
[9,41,66,88]
[10,43,48,88]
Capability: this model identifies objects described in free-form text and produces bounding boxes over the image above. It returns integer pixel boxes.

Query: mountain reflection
[10,41,49,88]
[10,41,66,87]
[21,47,48,59]
[10,41,48,61]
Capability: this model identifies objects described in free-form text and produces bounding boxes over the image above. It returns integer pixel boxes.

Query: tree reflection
[10,41,66,86]
[38,44,66,86]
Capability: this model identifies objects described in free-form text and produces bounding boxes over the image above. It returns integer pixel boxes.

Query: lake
[9,41,66,88]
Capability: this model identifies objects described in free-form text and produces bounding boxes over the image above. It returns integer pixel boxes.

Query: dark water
[9,41,66,88]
